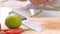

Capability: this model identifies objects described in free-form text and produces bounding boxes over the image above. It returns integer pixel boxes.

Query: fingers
[29,0,52,6]
[43,0,52,4]
[29,0,41,6]
[30,0,52,6]
[38,0,43,4]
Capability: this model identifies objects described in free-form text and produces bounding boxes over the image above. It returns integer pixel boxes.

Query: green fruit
[5,14,22,29]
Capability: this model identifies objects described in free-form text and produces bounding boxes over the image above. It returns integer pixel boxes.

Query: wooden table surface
[1,18,60,34]
[21,18,60,34]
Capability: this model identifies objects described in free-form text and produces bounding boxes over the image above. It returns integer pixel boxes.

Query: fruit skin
[5,14,22,29]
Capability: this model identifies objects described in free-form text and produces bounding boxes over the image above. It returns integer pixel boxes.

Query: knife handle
[9,11,27,20]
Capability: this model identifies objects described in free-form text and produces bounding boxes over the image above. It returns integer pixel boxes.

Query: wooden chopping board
[21,18,60,34]
[2,18,60,34]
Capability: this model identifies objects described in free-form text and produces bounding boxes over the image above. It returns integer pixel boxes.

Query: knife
[9,11,42,32]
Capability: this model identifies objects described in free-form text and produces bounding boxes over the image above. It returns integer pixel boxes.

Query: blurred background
[0,0,60,18]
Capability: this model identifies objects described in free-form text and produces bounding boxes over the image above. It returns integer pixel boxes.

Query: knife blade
[9,11,42,32]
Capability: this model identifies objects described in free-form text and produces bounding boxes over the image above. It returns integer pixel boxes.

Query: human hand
[29,0,52,6]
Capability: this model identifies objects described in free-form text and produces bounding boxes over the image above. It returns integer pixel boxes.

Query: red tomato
[1,28,22,34]
[0,24,1,31]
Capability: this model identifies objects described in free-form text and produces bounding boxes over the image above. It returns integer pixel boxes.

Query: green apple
[5,14,22,29]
